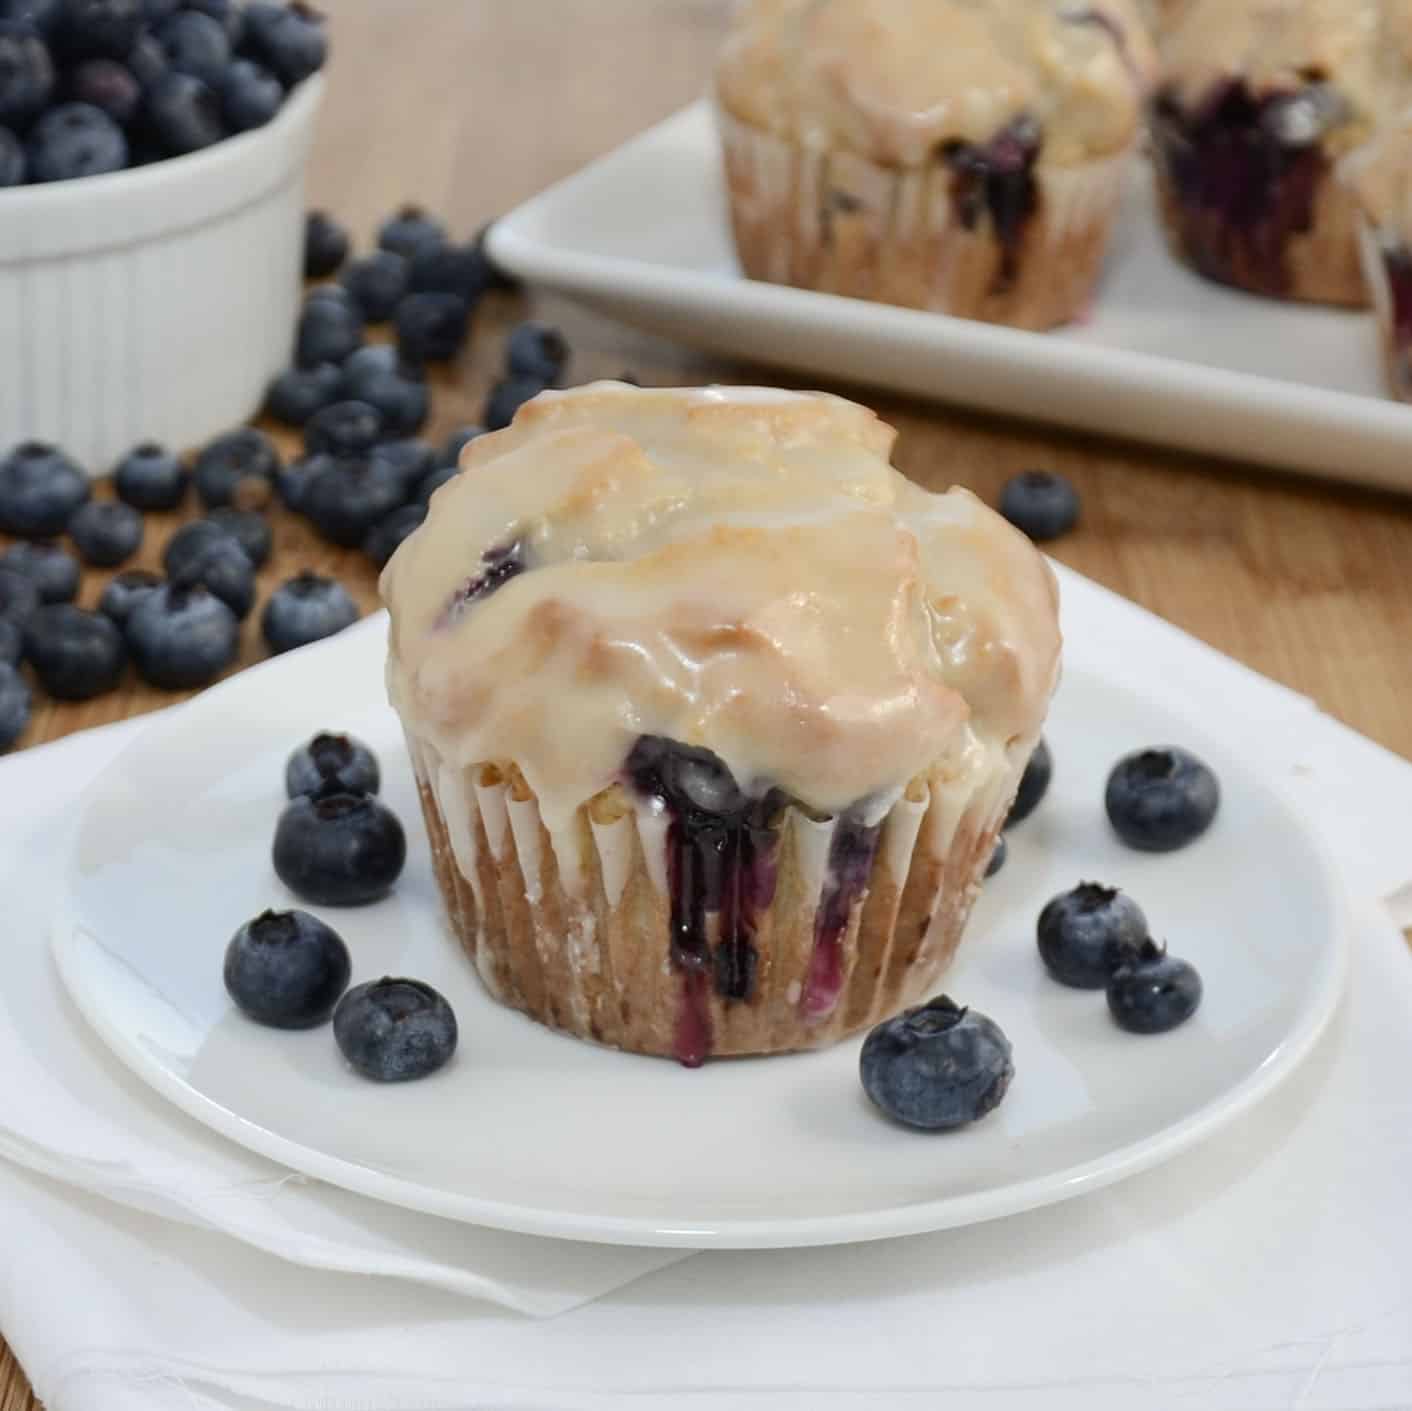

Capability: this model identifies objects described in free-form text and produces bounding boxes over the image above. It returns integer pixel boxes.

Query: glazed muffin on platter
[381,383,1061,1065]
[713,0,1156,330]
[1150,0,1412,305]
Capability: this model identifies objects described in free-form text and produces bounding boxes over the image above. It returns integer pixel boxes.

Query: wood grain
[4,2,1412,1404]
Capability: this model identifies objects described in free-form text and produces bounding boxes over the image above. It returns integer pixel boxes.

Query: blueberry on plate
[65,57,142,125]
[406,242,492,302]
[363,501,425,567]
[0,661,31,750]
[483,374,546,431]
[438,424,484,468]
[54,0,142,60]
[1006,737,1051,826]
[0,566,40,625]
[68,498,143,566]
[219,56,282,131]
[0,618,20,666]
[125,580,238,688]
[300,455,404,548]
[142,71,223,155]
[303,209,348,279]
[414,461,458,505]
[0,19,53,128]
[984,834,1007,877]
[339,250,408,322]
[285,730,380,799]
[262,570,359,653]
[999,470,1080,543]
[2,540,79,603]
[113,441,188,511]
[395,290,469,364]
[505,321,569,385]
[368,437,435,496]
[334,977,457,1082]
[97,567,161,626]
[303,398,383,457]
[376,203,445,260]
[223,907,350,1029]
[1106,746,1220,853]
[192,427,279,509]
[155,8,229,86]
[860,995,1014,1131]
[1036,882,1148,989]
[295,288,363,367]
[1107,939,1202,1035]
[0,125,25,186]
[22,603,126,699]
[0,441,90,538]
[240,0,326,86]
[273,790,406,905]
[204,506,271,568]
[274,451,329,512]
[264,361,341,427]
[338,346,428,437]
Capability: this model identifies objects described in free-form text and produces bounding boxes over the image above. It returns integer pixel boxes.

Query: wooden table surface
[5,2,1412,1404]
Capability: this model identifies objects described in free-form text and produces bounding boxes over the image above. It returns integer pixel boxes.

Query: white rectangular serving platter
[489,101,1412,495]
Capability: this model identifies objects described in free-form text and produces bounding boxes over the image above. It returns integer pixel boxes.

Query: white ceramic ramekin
[0,75,323,474]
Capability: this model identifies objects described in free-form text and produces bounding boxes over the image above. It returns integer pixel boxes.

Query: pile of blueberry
[224,730,458,1081]
[0,0,327,188]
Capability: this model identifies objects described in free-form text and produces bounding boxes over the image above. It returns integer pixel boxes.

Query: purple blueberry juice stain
[941,116,1042,290]
[435,536,526,629]
[798,814,880,1022]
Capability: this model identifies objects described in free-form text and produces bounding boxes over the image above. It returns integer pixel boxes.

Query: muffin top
[1159,0,1412,139]
[382,383,1060,830]
[713,0,1157,168]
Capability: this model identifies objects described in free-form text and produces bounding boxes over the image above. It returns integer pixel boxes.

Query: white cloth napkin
[2,567,1411,1411]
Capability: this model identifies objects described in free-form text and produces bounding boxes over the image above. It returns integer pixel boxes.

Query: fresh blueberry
[64,55,139,123]
[138,0,178,19]
[169,534,254,617]
[0,618,19,665]
[155,8,229,85]
[22,603,125,698]
[505,321,569,385]
[193,427,279,509]
[264,361,341,426]
[0,441,89,537]
[204,506,271,567]
[68,498,142,566]
[185,0,242,46]
[437,423,484,468]
[219,55,281,130]
[125,580,238,687]
[333,976,457,1082]
[240,0,325,85]
[274,451,328,512]
[0,124,24,185]
[394,290,469,364]
[0,566,40,624]
[261,570,358,653]
[339,250,407,322]
[376,203,444,260]
[223,907,350,1029]
[54,0,140,58]
[303,398,383,457]
[113,441,187,511]
[273,790,405,905]
[472,219,519,292]
[406,241,491,302]
[0,0,61,35]
[860,995,1014,1131]
[362,501,424,567]
[414,461,457,505]
[97,566,161,626]
[2,540,79,603]
[483,374,545,431]
[164,517,243,576]
[301,455,404,547]
[1006,737,1051,826]
[1107,939,1203,1035]
[337,346,427,437]
[999,470,1080,543]
[1105,747,1220,853]
[0,661,30,750]
[143,70,222,154]
[295,287,363,367]
[285,730,380,799]
[26,100,127,180]
[0,19,53,128]
[303,209,348,278]
[124,29,165,85]
[1036,882,1148,989]
[368,437,434,496]
[984,834,1007,877]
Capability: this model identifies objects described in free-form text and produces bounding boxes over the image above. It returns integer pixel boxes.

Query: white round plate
[55,619,1348,1248]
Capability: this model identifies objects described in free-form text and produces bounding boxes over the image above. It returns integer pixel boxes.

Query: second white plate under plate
[489,102,1412,494]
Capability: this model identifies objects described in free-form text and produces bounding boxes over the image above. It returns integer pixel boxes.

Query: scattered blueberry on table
[1105,746,1220,852]
[97,566,161,626]
[272,789,406,905]
[333,977,458,1082]
[377,203,445,261]
[339,250,408,323]
[302,208,348,277]
[285,730,379,799]
[395,289,470,364]
[265,360,342,426]
[1036,882,1148,989]
[0,442,90,538]
[193,426,280,510]
[1106,939,1203,1035]
[368,436,434,495]
[506,320,569,385]
[261,570,358,653]
[113,441,188,511]
[0,565,41,624]
[484,373,546,431]
[125,580,239,688]
[68,497,143,566]
[362,501,425,567]
[165,524,256,617]
[223,907,351,1029]
[300,455,403,548]
[22,602,126,699]
[0,618,20,666]
[296,286,364,367]
[998,470,1080,542]
[303,398,383,458]
[1,539,79,602]
[338,346,428,437]
[1006,736,1051,826]
[860,995,1014,1131]
[204,505,272,568]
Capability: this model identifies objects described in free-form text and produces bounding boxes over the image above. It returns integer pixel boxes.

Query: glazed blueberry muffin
[1151,0,1412,305]
[713,0,1156,330]
[381,384,1061,1064]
